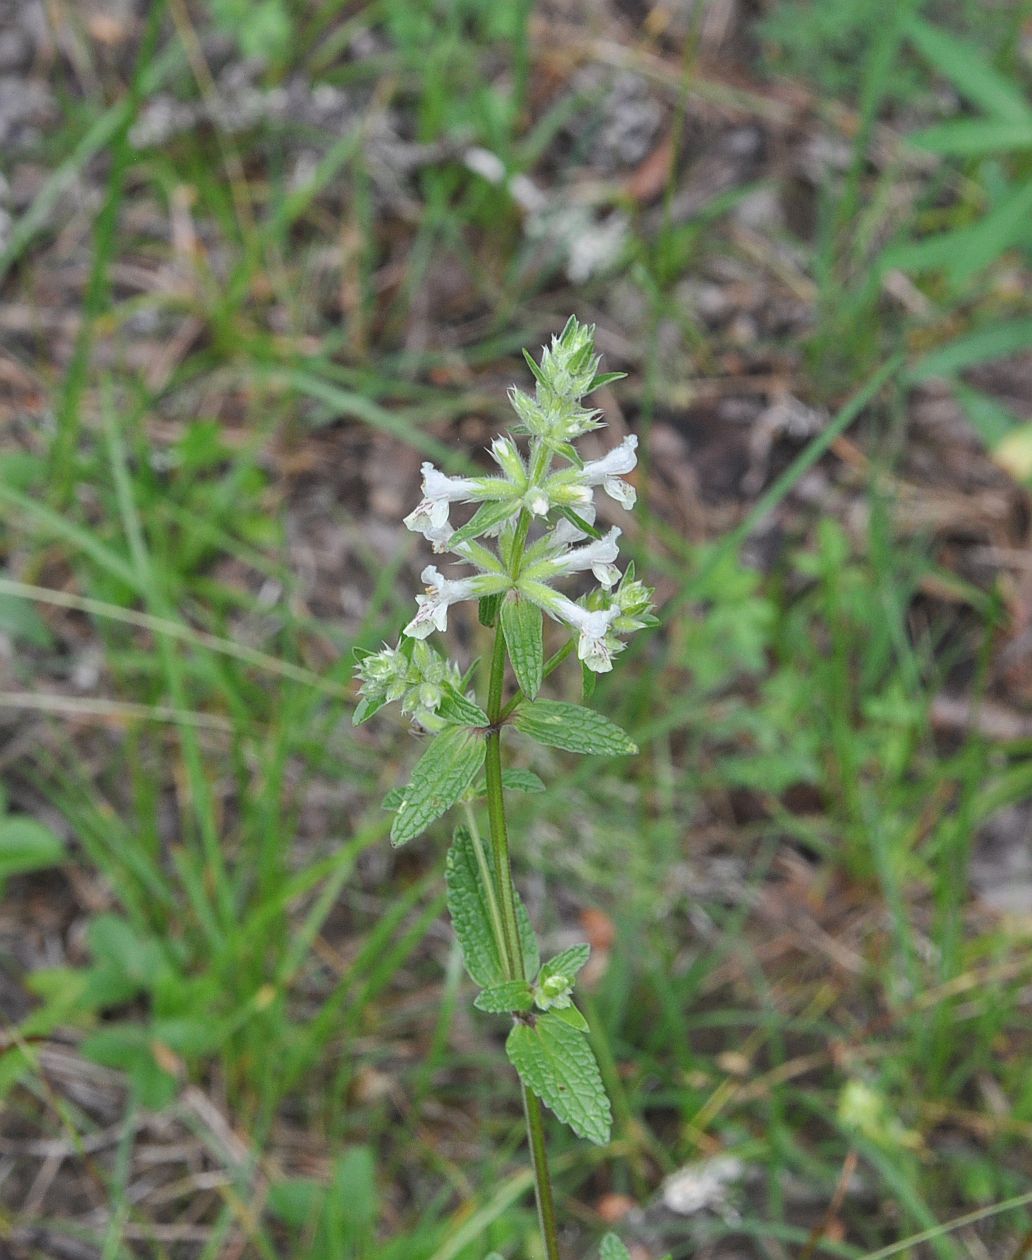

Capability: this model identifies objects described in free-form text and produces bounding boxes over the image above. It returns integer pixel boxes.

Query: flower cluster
[354,638,463,731]
[396,317,654,674]
[354,317,653,715]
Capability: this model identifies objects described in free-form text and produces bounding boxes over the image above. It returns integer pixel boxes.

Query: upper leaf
[506,1012,612,1145]
[513,700,637,757]
[390,728,486,847]
[539,944,590,987]
[501,594,544,700]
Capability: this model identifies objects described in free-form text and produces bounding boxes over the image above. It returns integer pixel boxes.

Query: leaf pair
[446,827,611,1146]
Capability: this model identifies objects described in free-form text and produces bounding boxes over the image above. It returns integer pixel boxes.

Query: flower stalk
[354,317,656,1258]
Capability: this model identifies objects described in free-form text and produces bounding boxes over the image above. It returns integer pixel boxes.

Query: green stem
[484,620,561,1260]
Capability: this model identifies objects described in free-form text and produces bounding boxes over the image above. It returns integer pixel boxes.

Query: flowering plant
[355,318,658,1259]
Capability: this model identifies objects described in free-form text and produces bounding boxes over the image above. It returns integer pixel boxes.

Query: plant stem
[484,622,562,1260]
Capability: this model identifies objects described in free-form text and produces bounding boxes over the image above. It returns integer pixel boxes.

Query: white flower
[403,566,482,640]
[544,527,622,588]
[550,503,596,547]
[549,596,621,673]
[403,566,508,640]
[581,435,638,508]
[403,462,483,543]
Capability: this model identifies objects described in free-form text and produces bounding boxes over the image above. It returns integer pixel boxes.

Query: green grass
[2,1,1032,1257]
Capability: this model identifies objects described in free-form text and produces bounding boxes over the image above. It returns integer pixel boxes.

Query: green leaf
[558,504,603,540]
[450,500,516,547]
[906,17,1032,124]
[446,827,538,988]
[352,694,389,726]
[908,319,1032,382]
[551,1004,589,1032]
[437,684,489,728]
[501,769,545,794]
[539,944,590,986]
[390,728,486,847]
[506,1013,612,1145]
[0,817,65,888]
[479,593,502,627]
[474,980,534,1013]
[522,346,549,389]
[599,1236,632,1260]
[514,700,637,757]
[589,371,627,392]
[581,660,597,702]
[501,594,543,700]
[909,118,1032,156]
[446,826,507,988]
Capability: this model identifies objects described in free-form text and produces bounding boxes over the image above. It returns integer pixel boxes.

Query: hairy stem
[485,621,561,1260]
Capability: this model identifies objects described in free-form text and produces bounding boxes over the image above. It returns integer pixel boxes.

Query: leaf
[551,1004,589,1032]
[446,827,538,987]
[437,685,489,728]
[599,1236,632,1260]
[0,817,65,887]
[558,504,603,540]
[479,593,501,627]
[908,118,1032,157]
[581,660,597,702]
[352,694,389,726]
[446,826,507,988]
[506,1013,612,1145]
[501,769,545,794]
[474,980,534,1013]
[589,371,627,392]
[539,944,590,986]
[450,500,516,547]
[390,728,486,847]
[514,700,637,757]
[522,346,549,389]
[908,319,1032,383]
[906,17,1032,124]
[501,594,543,699]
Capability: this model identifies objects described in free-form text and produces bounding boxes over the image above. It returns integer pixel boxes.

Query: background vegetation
[2,0,1032,1256]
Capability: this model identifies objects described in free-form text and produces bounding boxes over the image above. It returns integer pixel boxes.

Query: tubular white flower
[542,527,622,588]
[581,435,638,508]
[403,462,484,542]
[548,596,621,673]
[403,566,482,640]
[403,566,508,640]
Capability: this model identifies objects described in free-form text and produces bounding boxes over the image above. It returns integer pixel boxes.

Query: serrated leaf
[450,500,516,547]
[474,980,534,1013]
[599,1236,632,1260]
[514,700,637,757]
[446,827,507,987]
[501,595,543,700]
[506,1013,612,1145]
[437,685,489,728]
[558,504,603,540]
[540,944,590,986]
[390,728,486,847]
[501,769,545,794]
[380,786,405,811]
